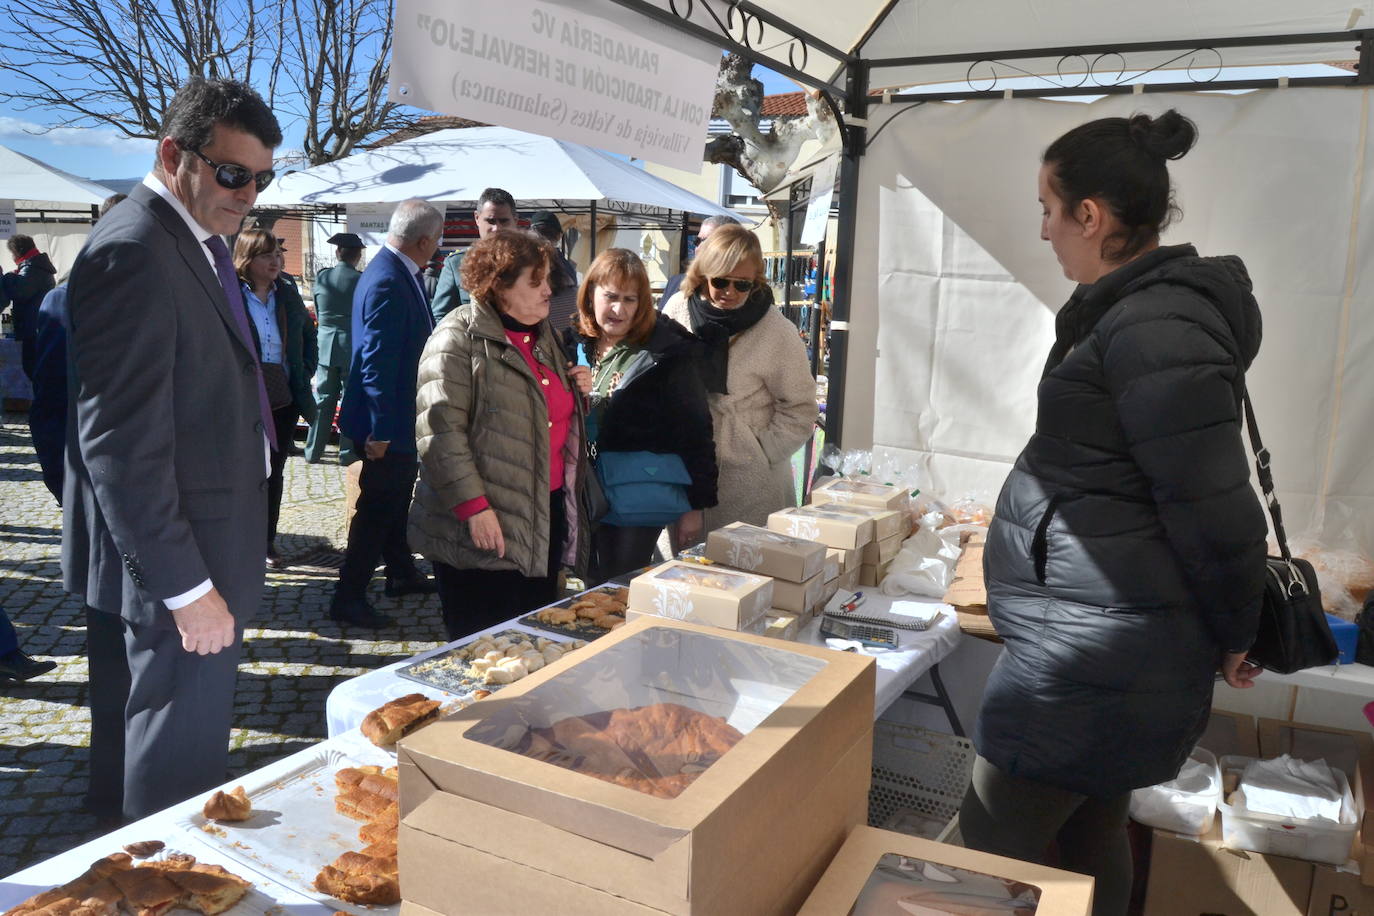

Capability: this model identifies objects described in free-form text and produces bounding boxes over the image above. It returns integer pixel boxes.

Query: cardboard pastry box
[398,617,877,916]
[627,560,773,631]
[798,825,1094,915]
[763,610,801,641]
[768,505,876,550]
[824,547,847,580]
[704,522,827,582]
[809,477,909,511]
[770,570,827,614]
[859,530,905,566]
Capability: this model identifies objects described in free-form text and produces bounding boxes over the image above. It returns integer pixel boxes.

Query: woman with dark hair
[566,249,717,581]
[1,234,57,381]
[409,229,593,639]
[662,223,815,536]
[233,228,318,566]
[958,110,1268,916]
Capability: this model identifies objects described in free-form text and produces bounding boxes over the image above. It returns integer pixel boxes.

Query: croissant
[360,693,441,746]
[201,786,252,822]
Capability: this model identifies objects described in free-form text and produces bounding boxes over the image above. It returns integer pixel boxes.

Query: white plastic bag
[1129,747,1221,835]
[879,523,963,598]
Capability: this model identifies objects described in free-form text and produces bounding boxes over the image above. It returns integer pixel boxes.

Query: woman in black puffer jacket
[958,110,1267,916]
[566,249,717,581]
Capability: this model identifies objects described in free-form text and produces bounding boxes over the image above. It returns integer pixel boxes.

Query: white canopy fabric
[0,145,115,206]
[632,1,1364,89]
[257,125,737,217]
[849,87,1374,555]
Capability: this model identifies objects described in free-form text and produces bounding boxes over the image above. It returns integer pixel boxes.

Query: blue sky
[0,66,803,183]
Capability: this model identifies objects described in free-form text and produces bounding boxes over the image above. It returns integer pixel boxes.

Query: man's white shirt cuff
[164,578,213,610]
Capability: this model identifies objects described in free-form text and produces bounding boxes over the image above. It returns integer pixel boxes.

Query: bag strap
[1240,388,1292,561]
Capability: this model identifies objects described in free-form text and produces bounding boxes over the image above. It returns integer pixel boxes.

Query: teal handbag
[596,450,692,527]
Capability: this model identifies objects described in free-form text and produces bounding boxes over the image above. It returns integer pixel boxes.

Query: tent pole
[590,200,598,260]
[680,210,689,273]
[825,59,870,451]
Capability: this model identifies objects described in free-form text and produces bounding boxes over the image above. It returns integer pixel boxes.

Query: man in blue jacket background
[331,199,442,627]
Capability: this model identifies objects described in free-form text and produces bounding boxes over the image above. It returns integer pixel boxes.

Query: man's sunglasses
[183,145,275,192]
[708,276,756,293]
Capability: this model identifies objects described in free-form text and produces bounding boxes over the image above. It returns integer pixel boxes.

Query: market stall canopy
[0,145,115,206]
[257,125,738,217]
[626,0,1365,90]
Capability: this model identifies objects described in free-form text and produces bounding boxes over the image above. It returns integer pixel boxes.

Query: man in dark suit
[331,199,442,627]
[63,79,281,822]
[430,186,516,324]
[303,232,364,465]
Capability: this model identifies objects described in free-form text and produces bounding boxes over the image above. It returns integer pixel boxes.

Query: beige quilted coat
[408,298,590,576]
[663,294,817,529]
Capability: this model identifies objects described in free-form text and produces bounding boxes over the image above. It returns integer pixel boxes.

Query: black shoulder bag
[1241,391,1339,673]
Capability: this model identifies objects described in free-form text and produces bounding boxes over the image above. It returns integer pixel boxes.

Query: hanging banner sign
[0,201,16,240]
[800,155,839,246]
[389,0,720,172]
[346,202,397,247]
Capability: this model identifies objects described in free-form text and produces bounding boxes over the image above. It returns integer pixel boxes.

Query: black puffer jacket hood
[975,244,1269,798]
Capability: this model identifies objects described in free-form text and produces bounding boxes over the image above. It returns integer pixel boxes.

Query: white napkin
[1239,754,1346,822]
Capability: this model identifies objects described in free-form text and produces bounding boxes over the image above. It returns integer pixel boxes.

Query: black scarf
[685,285,774,394]
[1041,244,1196,378]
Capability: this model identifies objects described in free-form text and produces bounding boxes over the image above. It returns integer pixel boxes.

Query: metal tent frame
[605,0,1374,448]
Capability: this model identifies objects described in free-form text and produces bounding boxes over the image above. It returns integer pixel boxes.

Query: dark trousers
[592,523,662,583]
[86,605,242,821]
[958,755,1132,916]
[267,404,299,548]
[335,450,419,600]
[0,608,18,656]
[434,488,566,641]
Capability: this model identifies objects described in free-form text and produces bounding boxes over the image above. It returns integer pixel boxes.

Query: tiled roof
[761,91,810,116]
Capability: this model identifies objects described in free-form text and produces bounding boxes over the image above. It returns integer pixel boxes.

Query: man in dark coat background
[1,234,58,380]
[304,232,364,465]
[63,78,281,822]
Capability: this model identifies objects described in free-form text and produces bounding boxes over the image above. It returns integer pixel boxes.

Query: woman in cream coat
[663,224,816,536]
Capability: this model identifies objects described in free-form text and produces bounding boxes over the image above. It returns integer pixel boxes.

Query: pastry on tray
[315,765,403,907]
[360,693,441,746]
[3,851,250,916]
[201,786,252,822]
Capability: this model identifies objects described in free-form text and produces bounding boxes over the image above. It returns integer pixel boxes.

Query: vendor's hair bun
[1128,110,1197,161]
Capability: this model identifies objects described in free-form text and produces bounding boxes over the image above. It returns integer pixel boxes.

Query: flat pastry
[2,852,249,916]
[201,786,252,822]
[360,693,441,746]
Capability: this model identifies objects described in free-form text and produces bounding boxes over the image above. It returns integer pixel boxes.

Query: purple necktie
[204,235,278,451]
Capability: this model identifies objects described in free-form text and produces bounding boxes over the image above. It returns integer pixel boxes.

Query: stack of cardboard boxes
[1143,710,1373,915]
[396,617,877,916]
[797,478,912,587]
[700,523,829,639]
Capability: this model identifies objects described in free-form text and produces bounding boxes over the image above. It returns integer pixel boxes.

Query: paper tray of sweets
[395,629,583,696]
[518,585,630,639]
[176,742,398,916]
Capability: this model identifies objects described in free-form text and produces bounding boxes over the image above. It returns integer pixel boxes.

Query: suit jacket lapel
[132,185,258,359]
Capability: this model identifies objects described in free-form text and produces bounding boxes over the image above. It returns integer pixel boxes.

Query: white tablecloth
[0,733,380,916]
[325,594,963,737]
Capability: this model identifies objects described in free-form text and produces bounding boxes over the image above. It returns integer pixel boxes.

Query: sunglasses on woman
[708,276,756,293]
[182,145,276,192]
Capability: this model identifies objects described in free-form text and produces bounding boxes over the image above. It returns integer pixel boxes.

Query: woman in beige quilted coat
[663,224,817,536]
[409,230,593,639]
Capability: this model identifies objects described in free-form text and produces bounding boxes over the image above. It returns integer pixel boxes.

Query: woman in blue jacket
[959,110,1267,916]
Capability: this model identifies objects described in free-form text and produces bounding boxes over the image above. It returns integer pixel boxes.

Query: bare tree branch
[0,0,426,165]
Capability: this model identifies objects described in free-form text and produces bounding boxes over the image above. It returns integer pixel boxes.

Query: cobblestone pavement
[0,412,448,876]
